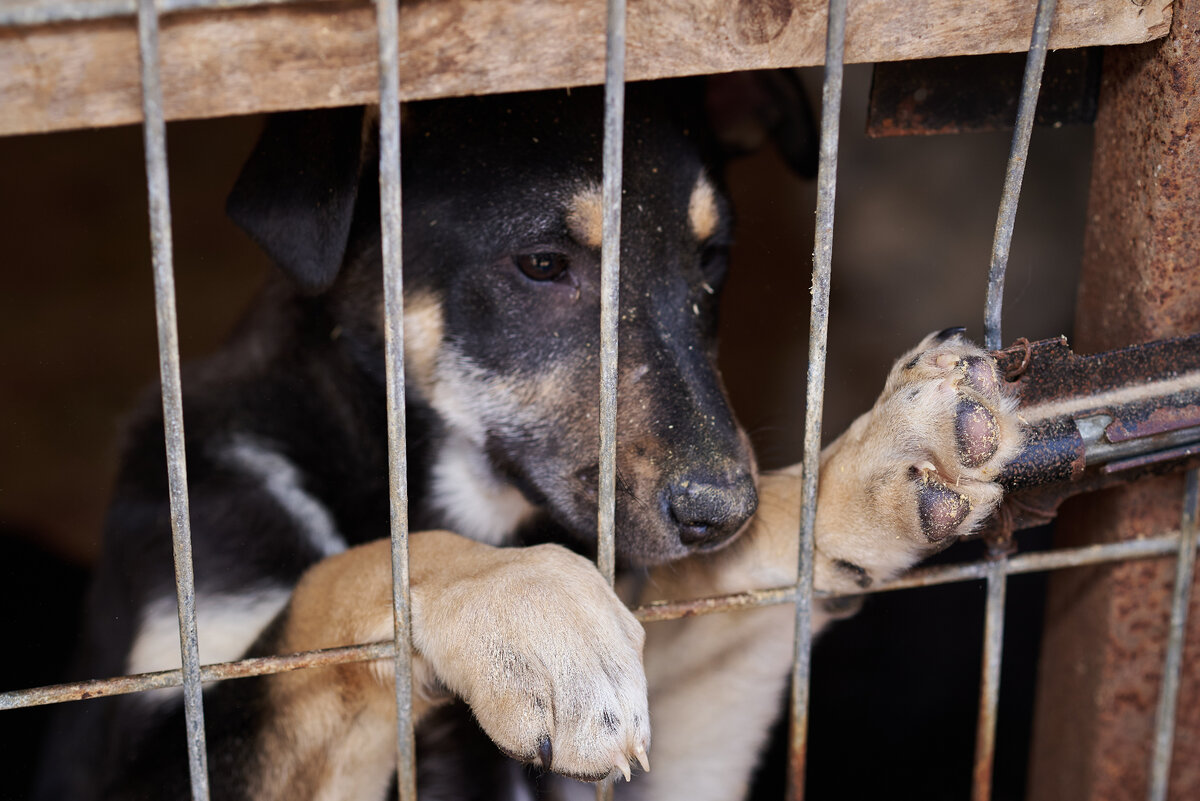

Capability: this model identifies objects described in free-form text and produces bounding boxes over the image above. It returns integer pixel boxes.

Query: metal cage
[0,1,1196,800]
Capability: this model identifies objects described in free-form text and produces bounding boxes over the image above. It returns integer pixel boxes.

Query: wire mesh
[2,530,1190,713]
[0,0,1195,800]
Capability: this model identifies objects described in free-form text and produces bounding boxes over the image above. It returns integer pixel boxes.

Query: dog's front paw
[411,536,650,783]
[815,328,1024,590]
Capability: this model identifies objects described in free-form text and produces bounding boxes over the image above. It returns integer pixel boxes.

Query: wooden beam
[0,0,1172,136]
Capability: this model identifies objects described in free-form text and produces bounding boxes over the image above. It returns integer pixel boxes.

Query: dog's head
[228,78,814,566]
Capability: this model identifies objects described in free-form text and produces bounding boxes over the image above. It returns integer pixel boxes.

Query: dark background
[0,64,1092,799]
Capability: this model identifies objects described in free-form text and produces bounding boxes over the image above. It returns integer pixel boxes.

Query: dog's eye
[514,253,570,281]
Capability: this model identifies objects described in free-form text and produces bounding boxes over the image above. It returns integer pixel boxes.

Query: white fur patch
[420,346,547,544]
[430,433,536,545]
[127,587,291,704]
[224,436,346,558]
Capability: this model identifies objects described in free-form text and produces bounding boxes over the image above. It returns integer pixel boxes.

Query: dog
[36,78,1022,801]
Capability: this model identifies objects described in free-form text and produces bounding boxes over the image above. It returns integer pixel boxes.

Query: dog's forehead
[566,172,721,249]
[404,85,713,196]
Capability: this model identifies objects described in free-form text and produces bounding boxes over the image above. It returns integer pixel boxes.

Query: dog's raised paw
[412,541,650,784]
[814,329,1024,589]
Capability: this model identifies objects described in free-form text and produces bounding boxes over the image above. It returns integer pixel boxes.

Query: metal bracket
[980,333,1200,538]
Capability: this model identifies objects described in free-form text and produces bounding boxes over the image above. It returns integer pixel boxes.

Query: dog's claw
[934,326,967,343]
[537,736,553,770]
[634,743,650,773]
[615,754,632,782]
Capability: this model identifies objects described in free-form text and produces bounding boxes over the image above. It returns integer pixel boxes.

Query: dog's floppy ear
[227,106,369,294]
[705,70,819,179]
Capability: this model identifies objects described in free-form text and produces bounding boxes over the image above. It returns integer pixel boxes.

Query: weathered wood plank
[0,0,1173,136]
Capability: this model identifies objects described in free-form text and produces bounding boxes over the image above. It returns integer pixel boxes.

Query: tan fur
[249,541,441,801]
[621,334,1023,801]
[254,534,649,799]
[687,175,719,242]
[402,290,444,397]
[566,183,604,249]
[250,334,1022,800]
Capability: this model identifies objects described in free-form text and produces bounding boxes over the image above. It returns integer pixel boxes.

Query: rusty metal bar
[872,533,1183,592]
[983,0,1058,351]
[596,0,625,797]
[374,0,417,796]
[2,532,1187,713]
[973,559,1007,801]
[789,1,847,798]
[136,0,209,797]
[636,531,1186,621]
[0,643,394,710]
[596,0,624,593]
[975,3,1057,798]
[1148,468,1200,801]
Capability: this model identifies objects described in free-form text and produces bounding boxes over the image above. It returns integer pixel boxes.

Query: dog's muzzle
[665,470,757,550]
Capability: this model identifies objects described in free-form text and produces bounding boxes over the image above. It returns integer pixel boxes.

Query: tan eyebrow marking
[566,183,604,249]
[688,174,719,241]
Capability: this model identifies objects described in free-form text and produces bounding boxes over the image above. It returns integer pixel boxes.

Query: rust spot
[1106,400,1200,442]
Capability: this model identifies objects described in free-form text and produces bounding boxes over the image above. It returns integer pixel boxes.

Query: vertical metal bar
[975,4,1056,797]
[596,2,625,798]
[375,0,417,798]
[1148,468,1200,801]
[972,560,1007,801]
[596,0,626,591]
[788,1,846,799]
[983,0,1058,351]
[135,0,210,797]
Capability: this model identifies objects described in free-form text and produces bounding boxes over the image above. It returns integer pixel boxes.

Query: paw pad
[955,397,1000,468]
[960,355,1001,395]
[915,475,972,542]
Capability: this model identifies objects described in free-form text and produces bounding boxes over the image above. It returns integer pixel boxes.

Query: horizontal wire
[2,531,1185,712]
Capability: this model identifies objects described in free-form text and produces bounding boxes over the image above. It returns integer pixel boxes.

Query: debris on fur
[955,396,1000,468]
[915,473,973,542]
[960,354,1001,395]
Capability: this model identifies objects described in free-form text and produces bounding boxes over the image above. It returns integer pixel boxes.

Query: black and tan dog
[38,80,1022,801]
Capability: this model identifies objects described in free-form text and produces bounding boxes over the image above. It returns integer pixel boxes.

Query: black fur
[37,78,815,800]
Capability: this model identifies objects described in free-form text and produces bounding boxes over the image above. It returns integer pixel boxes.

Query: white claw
[633,743,650,773]
[615,754,632,783]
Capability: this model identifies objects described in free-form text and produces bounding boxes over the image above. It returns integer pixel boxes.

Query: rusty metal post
[1028,1,1200,799]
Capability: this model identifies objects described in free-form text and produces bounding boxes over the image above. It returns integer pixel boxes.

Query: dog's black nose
[667,472,758,548]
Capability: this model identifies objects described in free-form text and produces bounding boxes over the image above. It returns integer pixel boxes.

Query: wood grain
[0,0,1173,136]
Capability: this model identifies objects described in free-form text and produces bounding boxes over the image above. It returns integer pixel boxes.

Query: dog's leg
[251,532,650,800]
[627,331,1023,801]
